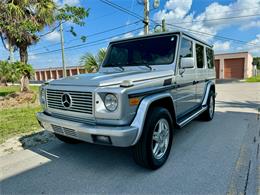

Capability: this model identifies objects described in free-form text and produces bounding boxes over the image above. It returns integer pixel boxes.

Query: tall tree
[80,49,106,73]
[253,57,260,69]
[0,0,88,91]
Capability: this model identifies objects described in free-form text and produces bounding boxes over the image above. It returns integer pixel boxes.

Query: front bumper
[36,112,138,147]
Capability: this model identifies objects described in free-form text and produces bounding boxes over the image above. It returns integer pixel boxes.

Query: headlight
[39,87,46,105]
[104,93,118,112]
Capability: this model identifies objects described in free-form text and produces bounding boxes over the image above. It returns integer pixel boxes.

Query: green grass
[245,75,260,82]
[0,85,39,96]
[0,85,41,143]
[0,106,42,143]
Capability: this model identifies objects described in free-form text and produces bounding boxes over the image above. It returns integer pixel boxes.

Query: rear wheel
[200,90,215,121]
[133,107,173,170]
[54,133,82,144]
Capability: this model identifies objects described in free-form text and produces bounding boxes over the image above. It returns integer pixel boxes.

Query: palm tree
[80,49,106,73]
[0,0,88,91]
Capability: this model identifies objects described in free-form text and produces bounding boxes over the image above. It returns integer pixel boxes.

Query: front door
[175,37,197,117]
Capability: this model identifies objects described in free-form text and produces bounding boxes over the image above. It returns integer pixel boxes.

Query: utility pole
[144,0,149,35]
[59,21,66,77]
[162,19,166,32]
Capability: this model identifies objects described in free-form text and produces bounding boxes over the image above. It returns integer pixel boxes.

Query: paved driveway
[1,82,259,194]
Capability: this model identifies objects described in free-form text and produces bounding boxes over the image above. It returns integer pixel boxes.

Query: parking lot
[0,82,259,194]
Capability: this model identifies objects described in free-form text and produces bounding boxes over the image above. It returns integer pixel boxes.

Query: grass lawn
[0,85,41,143]
[245,75,260,82]
[0,106,41,143]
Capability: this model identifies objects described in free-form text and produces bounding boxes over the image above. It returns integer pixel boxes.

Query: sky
[0,0,260,70]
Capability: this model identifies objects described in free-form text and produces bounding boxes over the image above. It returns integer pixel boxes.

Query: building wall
[214,52,253,79]
[34,66,86,81]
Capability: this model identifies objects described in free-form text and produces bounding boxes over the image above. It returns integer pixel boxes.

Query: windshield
[102,35,177,68]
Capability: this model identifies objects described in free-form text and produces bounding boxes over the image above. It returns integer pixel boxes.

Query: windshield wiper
[106,63,125,71]
[142,61,152,71]
[144,63,152,71]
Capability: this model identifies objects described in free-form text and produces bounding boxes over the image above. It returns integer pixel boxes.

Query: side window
[179,38,193,65]
[206,48,214,69]
[196,44,204,68]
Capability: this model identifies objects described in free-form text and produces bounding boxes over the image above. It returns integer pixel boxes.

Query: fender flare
[130,92,175,145]
[202,81,216,106]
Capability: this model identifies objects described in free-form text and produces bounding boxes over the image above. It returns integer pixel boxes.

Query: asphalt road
[1,82,260,194]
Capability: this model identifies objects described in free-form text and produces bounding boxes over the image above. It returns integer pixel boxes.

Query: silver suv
[37,31,216,169]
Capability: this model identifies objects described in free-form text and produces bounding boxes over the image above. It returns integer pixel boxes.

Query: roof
[215,51,250,56]
[110,31,213,48]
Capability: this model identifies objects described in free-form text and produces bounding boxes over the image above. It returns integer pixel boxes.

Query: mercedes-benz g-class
[37,31,216,169]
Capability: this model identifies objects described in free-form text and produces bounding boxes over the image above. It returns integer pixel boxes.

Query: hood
[49,70,172,87]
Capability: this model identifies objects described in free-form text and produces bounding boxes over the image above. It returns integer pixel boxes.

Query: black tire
[132,107,174,170]
[54,133,82,144]
[200,90,215,121]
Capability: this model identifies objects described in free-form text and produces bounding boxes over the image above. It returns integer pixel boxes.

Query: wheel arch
[202,81,216,106]
[131,92,177,145]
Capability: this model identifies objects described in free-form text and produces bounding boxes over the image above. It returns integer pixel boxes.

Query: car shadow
[1,108,259,194]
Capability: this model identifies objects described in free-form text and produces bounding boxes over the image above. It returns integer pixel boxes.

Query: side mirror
[180,57,194,69]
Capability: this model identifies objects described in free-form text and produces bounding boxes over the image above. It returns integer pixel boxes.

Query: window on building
[196,44,204,68]
[206,48,214,69]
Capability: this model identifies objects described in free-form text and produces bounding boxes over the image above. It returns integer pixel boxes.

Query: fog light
[93,135,111,144]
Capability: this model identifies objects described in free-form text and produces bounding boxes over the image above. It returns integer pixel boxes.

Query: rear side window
[206,48,214,69]
[196,44,204,68]
[179,38,193,60]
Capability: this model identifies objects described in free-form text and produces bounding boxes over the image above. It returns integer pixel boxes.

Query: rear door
[175,37,197,117]
[195,43,207,103]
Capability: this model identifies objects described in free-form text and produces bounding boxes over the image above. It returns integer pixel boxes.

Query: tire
[54,133,82,144]
[133,107,174,170]
[200,90,215,121]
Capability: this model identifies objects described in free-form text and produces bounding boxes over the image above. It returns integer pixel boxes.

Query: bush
[0,61,34,85]
[245,75,260,82]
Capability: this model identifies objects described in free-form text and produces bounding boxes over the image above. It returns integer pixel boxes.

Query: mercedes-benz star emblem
[61,93,72,108]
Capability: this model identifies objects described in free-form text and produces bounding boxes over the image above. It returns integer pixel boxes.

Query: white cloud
[213,41,231,52]
[29,54,37,60]
[240,20,260,30]
[54,0,80,7]
[122,32,134,39]
[138,30,144,36]
[236,34,260,56]
[45,31,60,42]
[153,0,260,42]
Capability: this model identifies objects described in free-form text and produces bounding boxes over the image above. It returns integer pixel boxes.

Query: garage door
[224,58,244,79]
[214,60,220,79]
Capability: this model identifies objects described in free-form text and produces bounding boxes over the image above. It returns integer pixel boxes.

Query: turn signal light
[129,97,140,106]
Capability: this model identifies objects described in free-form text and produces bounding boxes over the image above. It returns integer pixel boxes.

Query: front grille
[52,124,77,137]
[46,89,93,114]
[52,124,63,134]
[52,113,96,125]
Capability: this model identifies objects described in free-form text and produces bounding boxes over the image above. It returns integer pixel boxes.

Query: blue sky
[0,0,260,70]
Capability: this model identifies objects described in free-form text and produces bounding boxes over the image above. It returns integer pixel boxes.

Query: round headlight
[104,93,118,112]
[40,87,46,104]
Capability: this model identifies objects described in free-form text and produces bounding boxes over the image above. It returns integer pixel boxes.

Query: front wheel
[132,107,173,170]
[200,90,215,121]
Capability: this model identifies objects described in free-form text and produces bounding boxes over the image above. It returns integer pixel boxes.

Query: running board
[177,106,208,128]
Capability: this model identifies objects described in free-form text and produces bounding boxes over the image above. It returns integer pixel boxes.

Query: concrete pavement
[0,82,259,194]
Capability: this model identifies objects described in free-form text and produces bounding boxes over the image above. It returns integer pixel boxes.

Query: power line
[99,0,143,20]
[30,27,143,56]
[99,0,260,47]
[169,13,260,25]
[30,20,141,52]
